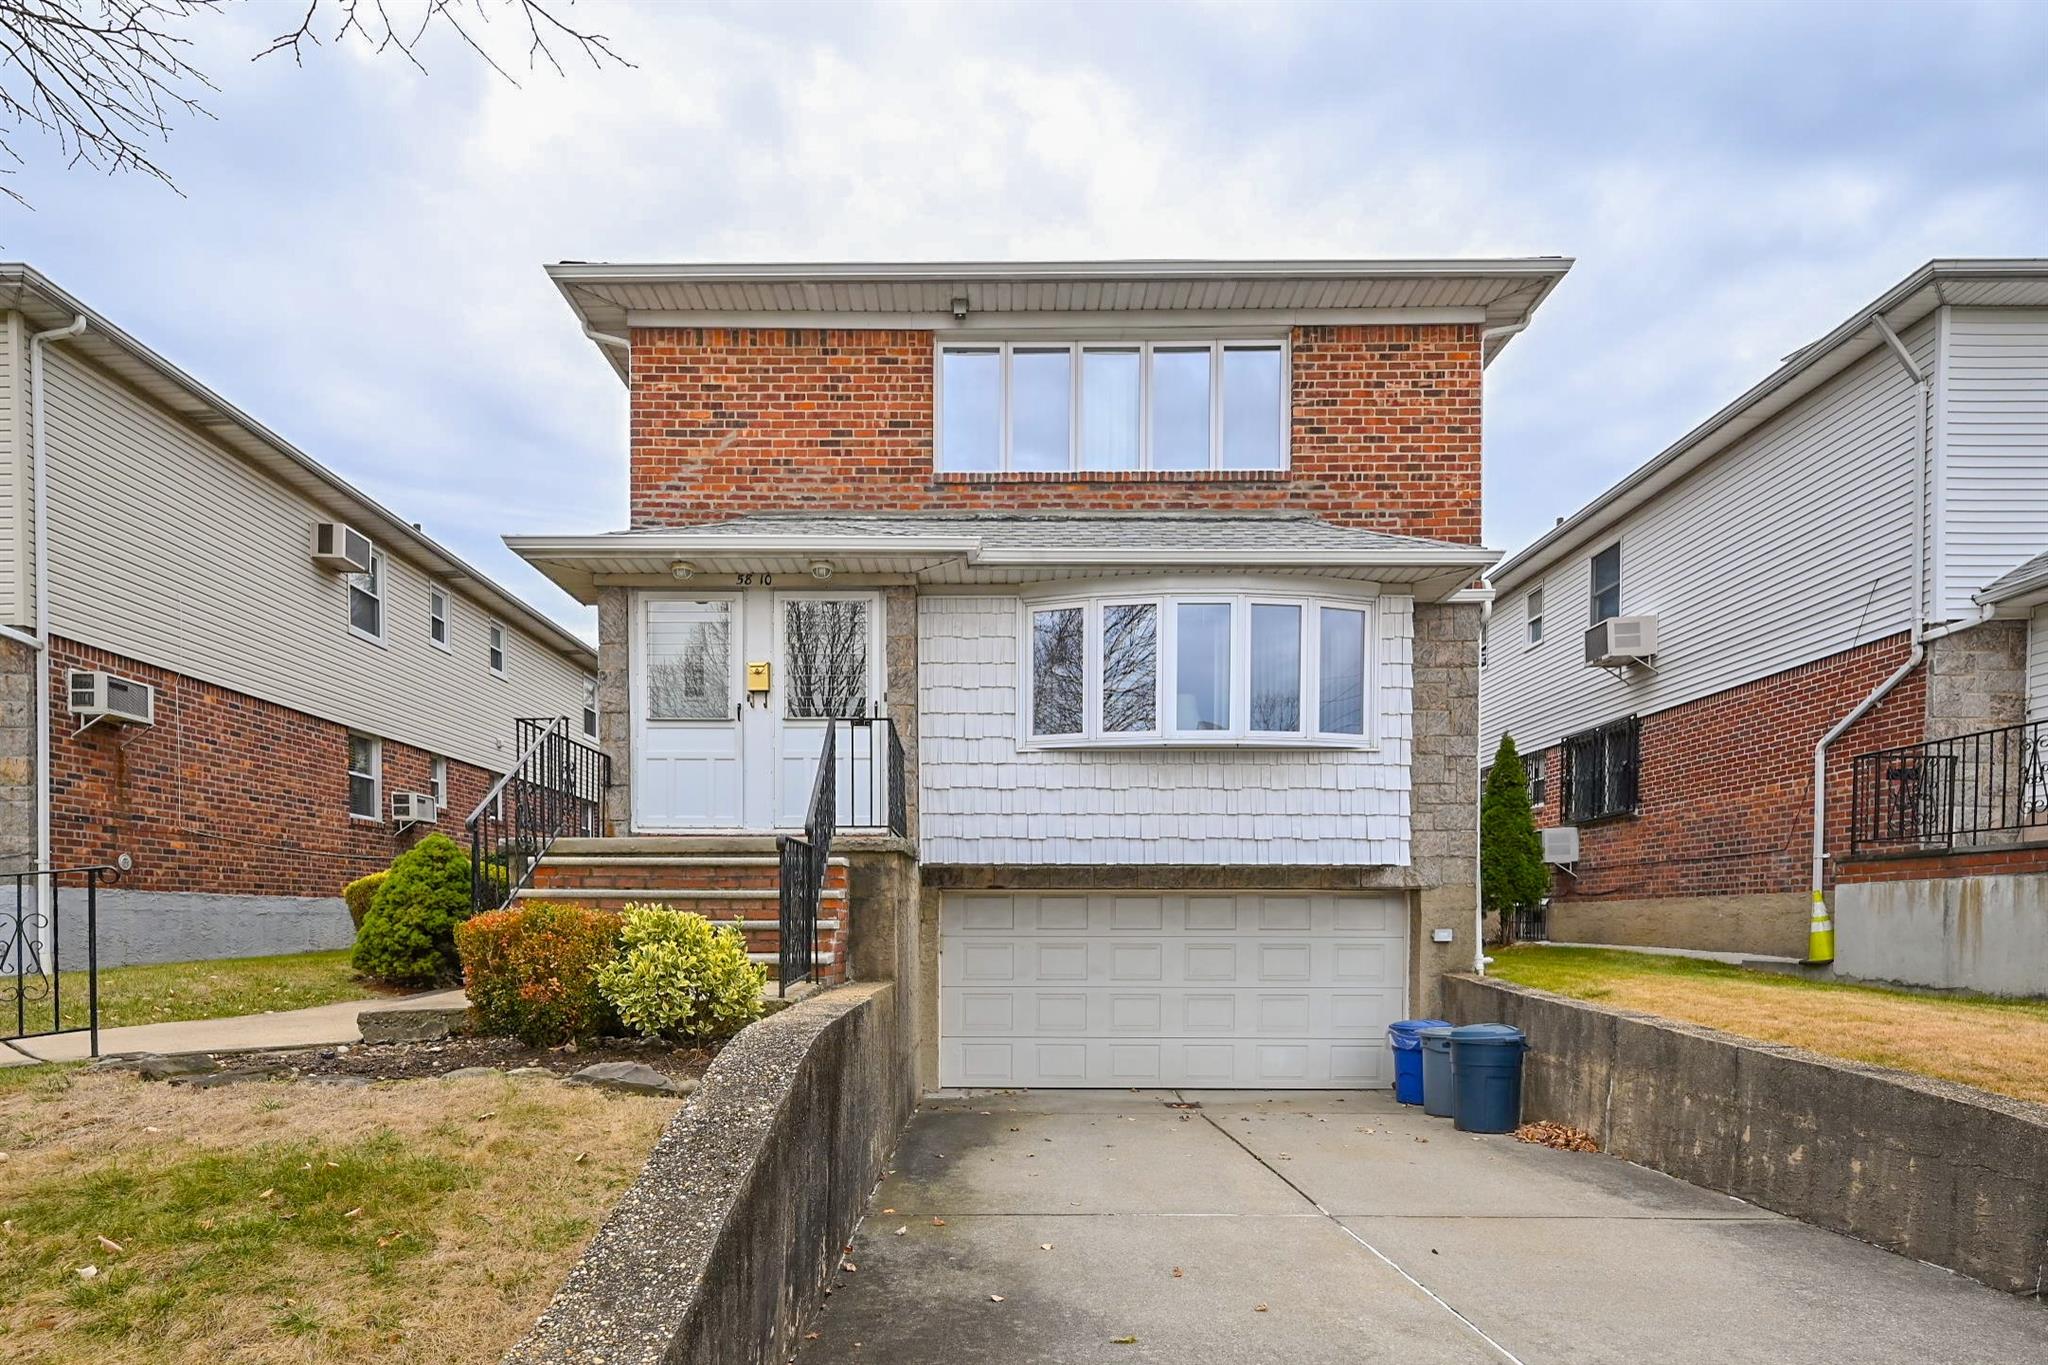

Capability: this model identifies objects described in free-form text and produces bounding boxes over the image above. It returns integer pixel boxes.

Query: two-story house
[1480,259,2048,994]
[0,265,598,971]
[510,257,1570,1089]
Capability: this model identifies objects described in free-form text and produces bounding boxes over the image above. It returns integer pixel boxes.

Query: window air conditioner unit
[68,670,155,726]
[1541,825,1580,865]
[390,791,439,825]
[310,522,375,574]
[1585,615,1659,668]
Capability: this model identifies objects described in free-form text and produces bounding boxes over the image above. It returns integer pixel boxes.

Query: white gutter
[29,314,87,879]
[582,325,629,350]
[1808,313,1929,959]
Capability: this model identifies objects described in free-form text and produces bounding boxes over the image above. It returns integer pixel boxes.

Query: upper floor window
[1526,587,1545,645]
[488,621,506,676]
[1590,544,1622,624]
[348,551,384,642]
[429,586,450,650]
[348,734,381,820]
[938,340,1288,475]
[429,755,448,809]
[583,676,599,739]
[1023,588,1372,748]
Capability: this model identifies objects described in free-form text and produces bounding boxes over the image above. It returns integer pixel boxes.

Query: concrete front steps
[526,837,849,983]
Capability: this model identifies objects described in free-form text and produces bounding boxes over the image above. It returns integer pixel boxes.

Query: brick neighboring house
[511,257,1571,1090]
[0,265,598,967]
[1480,259,2048,992]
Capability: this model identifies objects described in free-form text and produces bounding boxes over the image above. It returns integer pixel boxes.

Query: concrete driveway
[795,1090,2048,1364]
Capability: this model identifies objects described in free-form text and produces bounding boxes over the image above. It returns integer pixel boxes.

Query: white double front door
[632,589,882,831]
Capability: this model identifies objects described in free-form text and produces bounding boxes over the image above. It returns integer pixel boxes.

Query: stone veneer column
[1923,620,2027,742]
[882,586,919,843]
[596,587,632,836]
[1408,600,1481,1017]
[0,637,32,873]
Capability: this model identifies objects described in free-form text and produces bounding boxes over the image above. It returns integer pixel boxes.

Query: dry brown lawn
[0,1064,678,1364]
[1489,946,2048,1105]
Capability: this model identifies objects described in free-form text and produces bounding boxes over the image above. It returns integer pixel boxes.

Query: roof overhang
[506,529,1497,605]
[0,264,596,666]
[1490,258,2048,592]
[1975,549,2048,617]
[546,257,1574,382]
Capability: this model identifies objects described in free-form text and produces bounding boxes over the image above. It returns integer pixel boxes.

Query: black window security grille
[1562,715,1639,822]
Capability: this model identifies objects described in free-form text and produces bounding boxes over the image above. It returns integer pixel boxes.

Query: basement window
[1022,589,1374,748]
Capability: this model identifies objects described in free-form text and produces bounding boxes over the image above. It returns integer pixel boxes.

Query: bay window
[1023,590,1374,747]
[938,339,1289,474]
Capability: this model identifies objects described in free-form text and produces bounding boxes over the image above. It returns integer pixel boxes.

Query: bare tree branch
[0,0,630,206]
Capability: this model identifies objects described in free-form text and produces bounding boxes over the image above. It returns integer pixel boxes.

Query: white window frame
[1527,752,1547,808]
[429,755,448,808]
[429,584,451,651]
[347,550,386,645]
[582,675,600,739]
[1017,582,1376,751]
[348,734,382,821]
[1525,586,1545,648]
[935,336,1291,475]
[1590,543,1622,625]
[487,620,506,677]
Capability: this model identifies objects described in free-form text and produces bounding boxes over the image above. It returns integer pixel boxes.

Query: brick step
[532,859,848,893]
[515,886,845,905]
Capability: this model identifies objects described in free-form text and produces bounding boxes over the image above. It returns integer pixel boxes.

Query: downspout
[28,315,87,879]
[1807,313,1928,962]
[1474,592,1493,976]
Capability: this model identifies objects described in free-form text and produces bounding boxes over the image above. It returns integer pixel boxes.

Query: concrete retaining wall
[1836,873,2048,996]
[504,981,915,1365]
[1444,974,2048,1297]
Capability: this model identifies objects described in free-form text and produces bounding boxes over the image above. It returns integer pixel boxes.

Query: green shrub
[342,871,388,932]
[456,902,622,1046]
[351,833,477,987]
[596,905,766,1043]
[1481,733,1549,944]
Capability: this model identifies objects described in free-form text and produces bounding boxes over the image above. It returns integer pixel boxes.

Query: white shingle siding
[1482,320,1932,757]
[1938,308,2048,617]
[39,345,588,776]
[918,594,1413,866]
[0,313,22,627]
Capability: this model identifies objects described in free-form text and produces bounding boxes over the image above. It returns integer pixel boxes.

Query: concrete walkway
[0,989,468,1065]
[797,1090,2048,1364]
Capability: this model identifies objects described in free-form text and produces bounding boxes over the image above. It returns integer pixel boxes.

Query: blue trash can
[1419,1026,1455,1117]
[1450,1024,1528,1133]
[1387,1018,1448,1105]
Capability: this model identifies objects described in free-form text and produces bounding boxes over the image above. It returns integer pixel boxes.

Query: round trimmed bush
[342,870,388,932]
[351,833,477,987]
[596,905,767,1043]
[457,902,622,1045]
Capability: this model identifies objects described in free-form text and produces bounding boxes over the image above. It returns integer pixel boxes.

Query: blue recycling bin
[1450,1024,1528,1133]
[1387,1018,1448,1105]
[1419,1026,1456,1117]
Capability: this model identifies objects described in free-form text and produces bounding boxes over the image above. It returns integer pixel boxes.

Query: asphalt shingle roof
[1977,546,2048,605]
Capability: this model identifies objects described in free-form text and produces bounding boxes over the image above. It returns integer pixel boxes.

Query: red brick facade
[1529,634,1928,903]
[626,324,1483,540]
[1836,842,2048,884]
[49,639,497,900]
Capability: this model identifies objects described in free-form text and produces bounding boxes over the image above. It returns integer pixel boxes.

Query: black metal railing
[4,861,126,1056]
[1850,718,2048,853]
[817,715,906,836]
[468,716,610,912]
[778,721,837,995]
[1561,714,1640,823]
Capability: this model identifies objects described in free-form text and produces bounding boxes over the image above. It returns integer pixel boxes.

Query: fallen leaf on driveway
[989,1294,1005,1302]
[931,1217,947,1227]
[1039,1243,1053,1251]
[1111,1336,1138,1345]
[1254,1303,1269,1312]
[1171,1267,1183,1278]
[840,1261,857,1272]
[894,1226,908,1236]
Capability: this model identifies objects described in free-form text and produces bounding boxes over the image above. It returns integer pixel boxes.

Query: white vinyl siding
[1482,319,1932,758]
[1938,308,2048,617]
[40,345,590,774]
[920,592,1414,867]
[2030,604,2048,722]
[0,314,23,628]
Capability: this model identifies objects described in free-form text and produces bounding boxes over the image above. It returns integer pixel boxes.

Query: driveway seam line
[1186,1094,1529,1365]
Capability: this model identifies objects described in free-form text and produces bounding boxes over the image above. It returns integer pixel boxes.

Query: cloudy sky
[5,0,2044,636]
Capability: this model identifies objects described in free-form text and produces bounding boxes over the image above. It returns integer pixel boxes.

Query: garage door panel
[938,1036,1396,1088]
[940,891,1407,1089]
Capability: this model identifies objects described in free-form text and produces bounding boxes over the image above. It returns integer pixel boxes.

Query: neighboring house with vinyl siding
[1480,259,2048,992]
[0,265,597,965]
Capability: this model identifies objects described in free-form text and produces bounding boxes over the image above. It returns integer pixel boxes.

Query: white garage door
[939,891,1409,1089]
